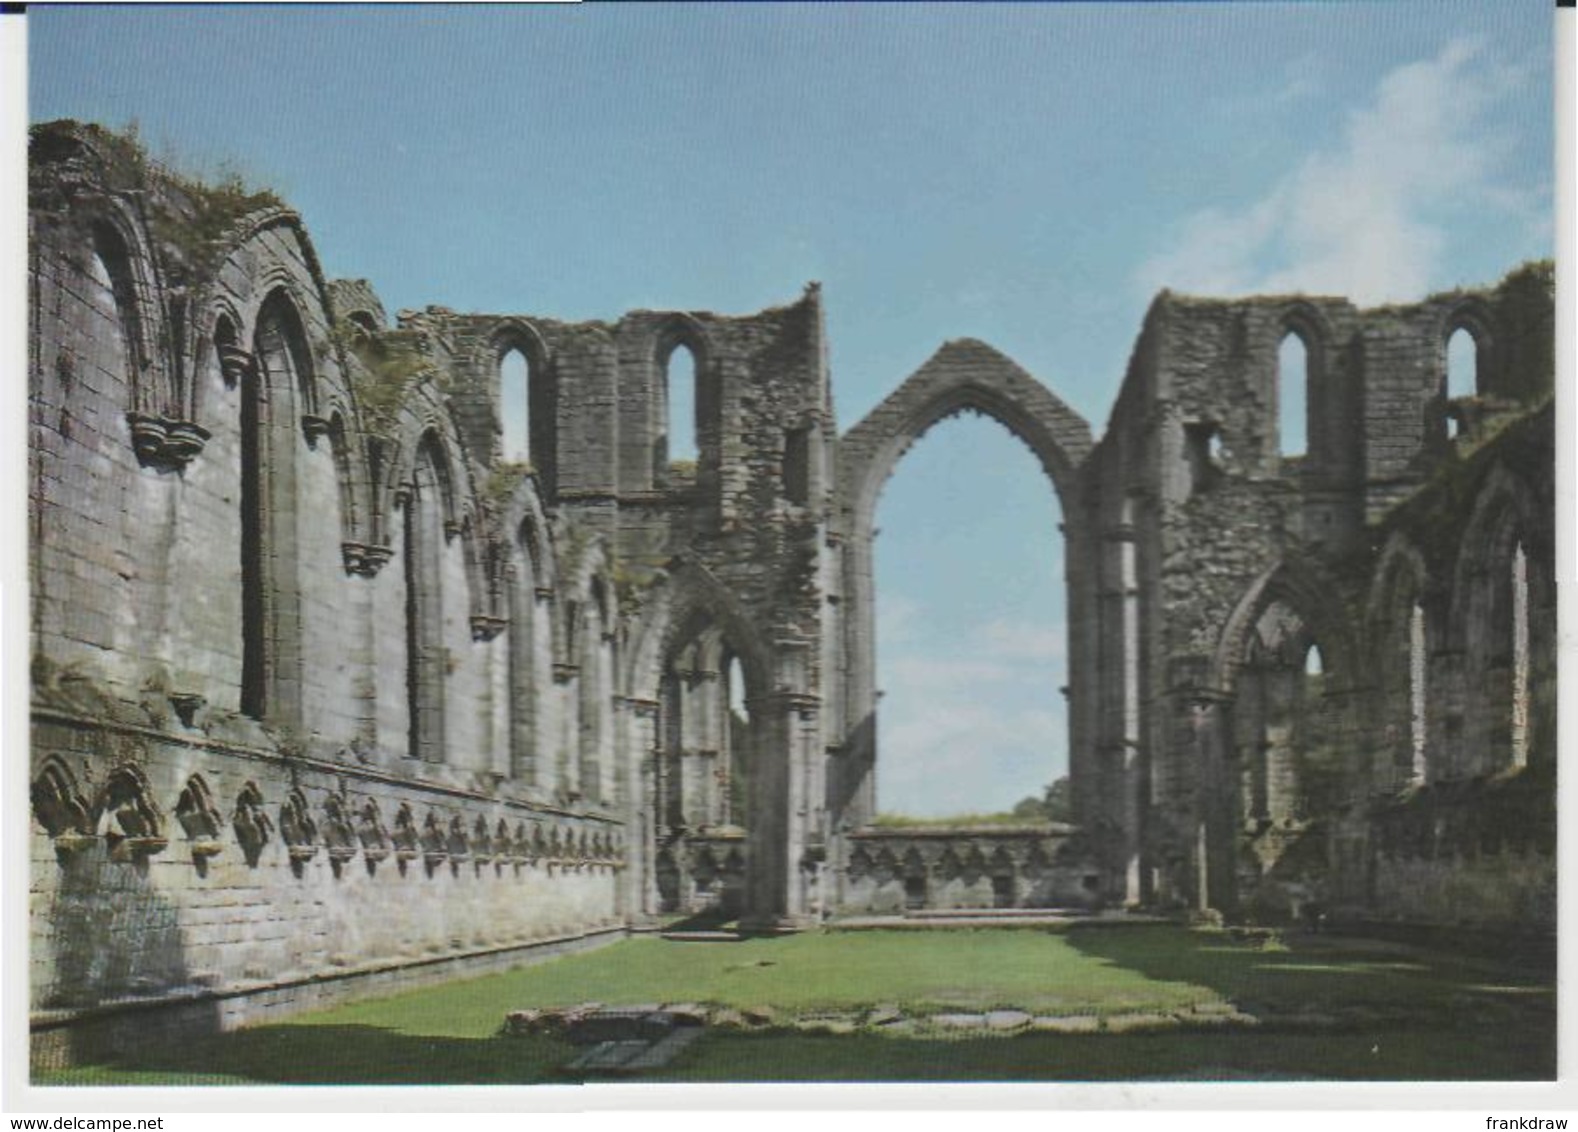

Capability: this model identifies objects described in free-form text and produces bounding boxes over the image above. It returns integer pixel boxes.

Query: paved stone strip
[511,996,1444,1065]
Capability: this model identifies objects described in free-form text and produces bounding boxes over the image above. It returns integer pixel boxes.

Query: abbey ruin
[27,122,1556,1056]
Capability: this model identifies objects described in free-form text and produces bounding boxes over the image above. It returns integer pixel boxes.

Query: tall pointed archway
[835,340,1092,837]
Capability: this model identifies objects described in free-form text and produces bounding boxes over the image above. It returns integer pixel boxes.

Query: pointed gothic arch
[649,313,717,487]
[1367,534,1432,789]
[835,339,1092,829]
[1451,465,1551,775]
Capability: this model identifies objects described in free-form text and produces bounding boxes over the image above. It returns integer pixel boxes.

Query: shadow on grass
[651,1027,1556,1083]
[1060,923,1554,1077]
[1065,925,1552,1012]
[662,907,738,933]
[49,1023,572,1086]
[37,926,1556,1085]
[41,1019,1555,1086]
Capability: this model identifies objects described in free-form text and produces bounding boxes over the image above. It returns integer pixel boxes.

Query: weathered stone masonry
[28,121,1555,1054]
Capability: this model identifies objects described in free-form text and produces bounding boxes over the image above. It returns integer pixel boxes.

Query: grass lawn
[36,925,1554,1085]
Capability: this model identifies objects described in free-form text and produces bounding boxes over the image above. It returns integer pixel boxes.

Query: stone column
[1096,514,1144,906]
[1186,687,1237,916]
[741,636,822,930]
[622,696,661,920]
[689,669,721,825]
[1318,684,1365,804]
[741,691,789,927]
[1430,646,1466,782]
[839,528,878,829]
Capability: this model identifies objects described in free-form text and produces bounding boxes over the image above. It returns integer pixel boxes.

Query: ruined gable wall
[1091,267,1554,922]
[429,291,832,666]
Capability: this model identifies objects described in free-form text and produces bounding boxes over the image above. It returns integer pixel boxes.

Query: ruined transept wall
[1082,269,1556,925]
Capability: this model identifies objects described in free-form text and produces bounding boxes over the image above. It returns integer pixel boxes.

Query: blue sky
[30,3,1553,816]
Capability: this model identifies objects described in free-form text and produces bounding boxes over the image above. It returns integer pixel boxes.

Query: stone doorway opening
[655,625,756,921]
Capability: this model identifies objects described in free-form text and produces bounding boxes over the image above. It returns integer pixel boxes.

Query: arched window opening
[1447,327,1479,401]
[1511,542,1529,769]
[86,245,126,367]
[651,623,759,916]
[508,520,542,786]
[405,437,447,763]
[500,348,530,464]
[1445,327,1478,439]
[238,332,266,718]
[88,224,145,390]
[1409,601,1427,783]
[1278,331,1309,460]
[666,343,698,467]
[241,292,309,724]
[724,654,751,826]
[1234,602,1329,828]
[256,292,316,419]
[874,413,1065,821]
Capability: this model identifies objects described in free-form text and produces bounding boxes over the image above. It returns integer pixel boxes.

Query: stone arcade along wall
[28,122,1556,1050]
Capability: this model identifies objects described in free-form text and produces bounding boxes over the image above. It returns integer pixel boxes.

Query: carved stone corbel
[127,412,210,471]
[216,343,255,389]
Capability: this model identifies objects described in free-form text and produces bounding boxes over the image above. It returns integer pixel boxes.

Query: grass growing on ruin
[36,926,1554,1085]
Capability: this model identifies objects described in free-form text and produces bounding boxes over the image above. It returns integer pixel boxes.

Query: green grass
[35,926,1554,1085]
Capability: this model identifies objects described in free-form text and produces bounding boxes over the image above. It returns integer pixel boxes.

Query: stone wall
[28,120,1556,1059]
[1080,266,1556,924]
[29,122,848,1055]
[838,827,1099,914]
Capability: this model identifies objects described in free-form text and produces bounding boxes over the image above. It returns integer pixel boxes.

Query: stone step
[621,1026,706,1071]
[563,1027,707,1076]
[565,1040,651,1073]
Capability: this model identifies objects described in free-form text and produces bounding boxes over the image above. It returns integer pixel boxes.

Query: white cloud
[878,697,1064,817]
[1137,39,1536,305]
[875,615,1068,816]
[882,617,1065,691]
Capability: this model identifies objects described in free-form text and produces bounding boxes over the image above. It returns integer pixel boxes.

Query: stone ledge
[31,705,625,825]
[31,925,630,1072]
